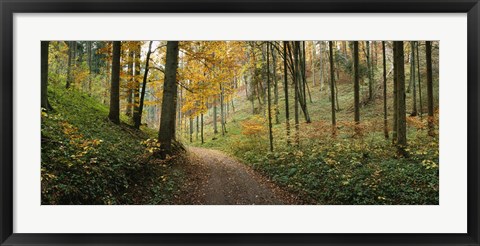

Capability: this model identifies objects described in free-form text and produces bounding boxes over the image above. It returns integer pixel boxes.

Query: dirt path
[177,147,301,205]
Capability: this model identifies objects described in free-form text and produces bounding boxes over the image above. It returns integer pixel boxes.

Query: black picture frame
[1,0,479,245]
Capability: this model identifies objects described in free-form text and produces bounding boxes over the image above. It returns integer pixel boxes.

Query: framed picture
[1,0,479,245]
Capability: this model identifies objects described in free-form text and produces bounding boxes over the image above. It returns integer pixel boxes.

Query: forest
[41,40,439,205]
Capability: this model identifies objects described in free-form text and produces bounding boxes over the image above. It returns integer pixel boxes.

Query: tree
[271,43,280,124]
[132,42,142,128]
[392,42,398,142]
[66,41,73,89]
[366,41,373,101]
[158,41,180,158]
[353,41,360,131]
[87,41,93,95]
[410,41,418,116]
[329,41,336,135]
[292,42,300,145]
[108,41,121,124]
[126,49,134,116]
[135,41,153,129]
[283,41,291,146]
[266,42,274,152]
[382,41,389,139]
[394,41,407,156]
[41,41,52,111]
[416,41,423,117]
[426,41,434,136]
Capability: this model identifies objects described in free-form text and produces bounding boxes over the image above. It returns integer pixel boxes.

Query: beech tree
[41,41,52,111]
[158,41,180,158]
[353,41,360,127]
[394,41,407,156]
[382,41,389,139]
[135,41,153,129]
[329,41,336,135]
[108,41,121,124]
[426,41,435,136]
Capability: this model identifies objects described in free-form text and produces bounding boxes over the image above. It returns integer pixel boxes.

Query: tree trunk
[66,41,73,89]
[189,116,193,143]
[220,84,226,135]
[366,41,373,101]
[135,41,153,129]
[329,41,336,136]
[319,41,324,91]
[196,115,199,141]
[426,41,434,136]
[126,49,134,116]
[353,41,360,130]
[312,41,316,86]
[382,41,389,139]
[41,41,52,111]
[392,42,398,143]
[417,41,423,118]
[213,97,218,134]
[272,44,280,124]
[411,41,418,116]
[87,41,93,95]
[394,41,407,156]
[293,42,300,146]
[266,42,274,152]
[201,113,204,144]
[158,41,180,158]
[132,42,141,126]
[283,41,291,146]
[108,41,121,124]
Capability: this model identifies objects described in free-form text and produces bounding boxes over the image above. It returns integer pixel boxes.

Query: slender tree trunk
[272,44,280,124]
[41,41,52,111]
[66,41,73,89]
[417,42,423,118]
[366,41,373,101]
[266,43,274,152]
[213,97,218,134]
[334,76,340,111]
[382,41,389,139]
[104,51,110,104]
[329,41,336,136]
[87,41,93,95]
[312,41,316,86]
[177,88,182,137]
[392,42,398,143]
[201,113,204,144]
[135,41,153,129]
[411,41,418,116]
[394,41,407,156]
[283,41,291,146]
[158,41,180,158]
[353,41,360,133]
[293,42,300,146]
[319,41,324,91]
[189,116,193,143]
[132,42,141,126]
[220,84,226,135]
[108,41,121,124]
[426,41,435,136]
[296,42,311,123]
[196,115,199,141]
[126,50,134,116]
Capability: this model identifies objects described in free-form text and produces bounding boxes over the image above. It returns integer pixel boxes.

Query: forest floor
[174,147,303,205]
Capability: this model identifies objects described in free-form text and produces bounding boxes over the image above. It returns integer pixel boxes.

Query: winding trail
[177,147,301,205]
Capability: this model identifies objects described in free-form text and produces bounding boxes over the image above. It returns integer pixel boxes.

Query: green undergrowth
[200,123,438,205]
[41,85,184,205]
[189,80,439,205]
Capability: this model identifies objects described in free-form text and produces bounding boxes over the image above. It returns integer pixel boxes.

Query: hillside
[41,85,184,204]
